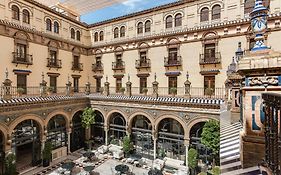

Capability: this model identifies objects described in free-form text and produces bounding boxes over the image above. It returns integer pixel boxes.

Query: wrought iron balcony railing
[112,61,125,70]
[47,58,62,69]
[92,63,104,72]
[12,52,33,65]
[72,62,83,71]
[199,52,221,65]
[135,59,151,69]
[164,56,182,67]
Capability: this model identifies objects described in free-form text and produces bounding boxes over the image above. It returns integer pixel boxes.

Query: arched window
[120,26,125,37]
[166,15,173,28]
[46,18,52,31]
[12,5,19,20]
[54,21,59,33]
[137,22,143,34]
[114,27,119,38]
[94,32,98,42]
[145,21,151,33]
[76,31,81,41]
[212,5,221,20]
[99,31,104,41]
[175,13,182,27]
[200,7,209,22]
[22,9,30,24]
[70,28,75,39]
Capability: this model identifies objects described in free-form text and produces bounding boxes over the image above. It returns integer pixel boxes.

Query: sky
[80,0,179,24]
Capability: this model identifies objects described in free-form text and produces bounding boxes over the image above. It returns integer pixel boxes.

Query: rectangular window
[116,78,122,93]
[73,77,79,92]
[16,44,27,61]
[73,56,79,69]
[168,48,178,64]
[204,76,215,95]
[96,57,102,68]
[96,77,102,92]
[50,50,57,66]
[204,43,216,62]
[50,76,57,93]
[140,77,147,94]
[17,74,27,94]
[116,54,123,68]
[168,77,177,94]
[140,51,147,66]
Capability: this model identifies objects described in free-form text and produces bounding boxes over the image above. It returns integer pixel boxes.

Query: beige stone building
[0,0,280,174]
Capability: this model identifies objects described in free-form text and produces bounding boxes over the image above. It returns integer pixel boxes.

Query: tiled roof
[0,95,86,106]
[89,94,224,108]
[0,94,224,108]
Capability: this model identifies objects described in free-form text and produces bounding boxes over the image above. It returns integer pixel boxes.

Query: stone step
[220,144,240,154]
[220,139,240,149]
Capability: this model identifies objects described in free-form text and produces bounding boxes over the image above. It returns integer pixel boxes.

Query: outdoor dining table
[115,164,129,174]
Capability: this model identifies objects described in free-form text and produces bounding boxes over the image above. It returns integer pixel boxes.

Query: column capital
[184,138,190,146]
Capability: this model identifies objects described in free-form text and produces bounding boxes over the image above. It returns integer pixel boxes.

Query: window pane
[200,8,209,22]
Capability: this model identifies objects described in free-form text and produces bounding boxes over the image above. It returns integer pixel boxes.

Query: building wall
[0,0,280,95]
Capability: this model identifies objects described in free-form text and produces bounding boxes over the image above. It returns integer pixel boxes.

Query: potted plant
[4,152,17,175]
[122,135,133,157]
[47,86,54,95]
[142,88,148,95]
[119,87,125,94]
[17,87,25,97]
[170,87,177,97]
[205,88,214,98]
[42,141,52,167]
[81,107,95,150]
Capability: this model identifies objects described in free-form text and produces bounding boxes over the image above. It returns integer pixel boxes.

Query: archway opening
[157,118,185,160]
[70,111,85,152]
[47,115,67,152]
[131,115,153,159]
[12,119,41,171]
[189,122,209,164]
[109,112,126,146]
[91,110,105,146]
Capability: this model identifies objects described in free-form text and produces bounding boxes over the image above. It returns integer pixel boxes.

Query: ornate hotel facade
[0,0,280,173]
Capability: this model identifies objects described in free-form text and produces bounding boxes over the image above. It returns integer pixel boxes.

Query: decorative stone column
[67,130,71,154]
[184,72,191,98]
[152,129,158,160]
[40,72,47,97]
[126,125,131,137]
[126,74,132,97]
[104,76,110,96]
[2,68,12,100]
[66,75,72,96]
[184,139,190,169]
[104,126,109,146]
[152,73,159,98]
